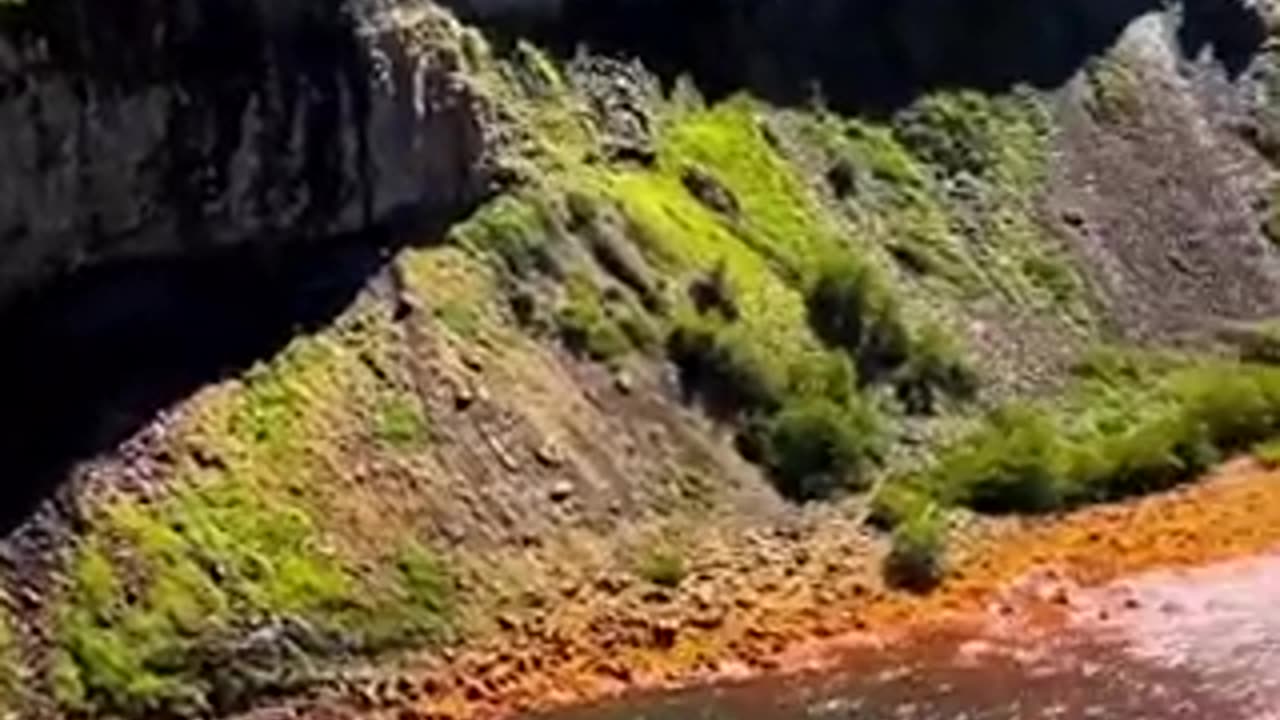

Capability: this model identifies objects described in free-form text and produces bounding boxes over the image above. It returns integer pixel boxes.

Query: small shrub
[895,322,977,414]
[1079,412,1218,502]
[807,256,910,382]
[556,277,632,362]
[454,195,557,279]
[867,482,932,531]
[1254,437,1280,468]
[764,397,882,501]
[636,544,687,588]
[937,404,1069,514]
[667,316,786,416]
[884,504,949,592]
[1084,57,1142,123]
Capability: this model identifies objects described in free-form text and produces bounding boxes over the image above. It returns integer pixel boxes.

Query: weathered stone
[535,440,567,468]
[549,480,575,502]
[0,0,496,310]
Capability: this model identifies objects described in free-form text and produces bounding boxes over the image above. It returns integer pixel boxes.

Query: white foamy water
[1080,553,1280,718]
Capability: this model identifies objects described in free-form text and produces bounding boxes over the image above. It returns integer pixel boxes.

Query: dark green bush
[666,316,786,416]
[764,397,882,501]
[884,504,949,592]
[894,322,978,414]
[807,257,909,383]
[954,405,1068,513]
[1076,413,1218,503]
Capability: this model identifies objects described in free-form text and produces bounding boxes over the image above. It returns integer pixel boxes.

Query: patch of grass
[806,255,910,383]
[54,320,455,717]
[661,99,839,278]
[790,111,979,289]
[374,394,431,450]
[1085,55,1143,123]
[635,542,688,589]
[894,321,978,414]
[53,480,359,716]
[806,256,975,411]
[358,543,455,648]
[666,313,788,417]
[556,275,636,362]
[452,194,558,280]
[435,300,484,339]
[54,480,457,716]
[667,311,887,500]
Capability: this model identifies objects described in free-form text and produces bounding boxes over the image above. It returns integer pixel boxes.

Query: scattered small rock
[549,481,575,503]
[454,382,477,411]
[461,352,485,373]
[1061,207,1088,228]
[535,441,566,468]
[614,370,635,395]
[651,620,679,649]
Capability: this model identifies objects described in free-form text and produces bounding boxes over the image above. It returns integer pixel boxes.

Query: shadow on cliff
[450,0,1268,114]
[0,221,455,537]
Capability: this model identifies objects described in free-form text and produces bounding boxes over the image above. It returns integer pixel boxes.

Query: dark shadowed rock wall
[0,0,494,308]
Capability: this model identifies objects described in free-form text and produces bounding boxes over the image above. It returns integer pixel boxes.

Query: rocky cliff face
[0,0,494,308]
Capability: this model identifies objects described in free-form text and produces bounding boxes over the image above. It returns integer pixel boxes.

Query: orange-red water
[543,552,1280,719]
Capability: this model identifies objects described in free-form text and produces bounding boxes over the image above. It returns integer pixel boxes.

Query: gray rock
[0,0,496,308]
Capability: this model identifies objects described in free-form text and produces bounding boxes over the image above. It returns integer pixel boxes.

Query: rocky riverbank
[243,457,1280,720]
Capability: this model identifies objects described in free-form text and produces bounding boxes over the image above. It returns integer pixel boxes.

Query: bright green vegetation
[451,193,558,280]
[453,69,1080,500]
[52,310,454,717]
[807,257,975,411]
[881,356,1280,520]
